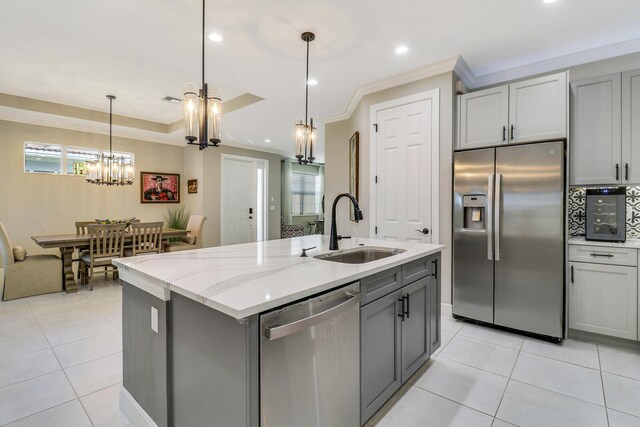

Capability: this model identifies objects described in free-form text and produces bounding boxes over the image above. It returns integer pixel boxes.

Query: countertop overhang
[113,235,444,319]
[568,236,640,249]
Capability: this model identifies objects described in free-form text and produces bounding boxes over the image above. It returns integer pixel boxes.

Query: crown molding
[453,56,476,90]
[0,106,181,145]
[321,57,458,123]
[0,106,290,158]
[466,37,640,89]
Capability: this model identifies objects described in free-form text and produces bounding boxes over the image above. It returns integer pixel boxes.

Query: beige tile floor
[0,277,128,426]
[2,278,640,427]
[373,306,640,427]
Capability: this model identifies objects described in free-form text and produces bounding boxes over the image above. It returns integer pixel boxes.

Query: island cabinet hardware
[360,253,441,423]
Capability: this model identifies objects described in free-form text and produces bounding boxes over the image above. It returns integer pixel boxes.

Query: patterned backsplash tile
[569,186,640,238]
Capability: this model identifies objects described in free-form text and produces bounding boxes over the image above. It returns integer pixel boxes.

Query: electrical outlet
[151,306,159,333]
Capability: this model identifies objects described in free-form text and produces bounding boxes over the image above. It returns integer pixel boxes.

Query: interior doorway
[221,154,269,245]
[370,89,440,243]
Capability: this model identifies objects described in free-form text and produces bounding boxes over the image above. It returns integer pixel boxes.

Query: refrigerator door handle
[487,175,494,261]
[495,173,502,262]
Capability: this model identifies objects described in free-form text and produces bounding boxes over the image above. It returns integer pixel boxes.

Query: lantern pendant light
[295,32,316,165]
[184,0,222,150]
[85,95,135,186]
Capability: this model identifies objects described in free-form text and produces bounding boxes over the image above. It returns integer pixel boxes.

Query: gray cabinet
[457,72,567,150]
[429,256,441,353]
[623,69,640,184]
[360,253,441,424]
[400,277,430,383]
[570,73,622,185]
[459,86,509,150]
[571,68,640,185]
[509,73,567,143]
[569,261,638,340]
[360,290,402,423]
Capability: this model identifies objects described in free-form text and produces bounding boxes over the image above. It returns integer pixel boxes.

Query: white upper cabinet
[509,73,568,143]
[571,68,640,185]
[623,69,640,184]
[457,72,567,150]
[459,86,509,150]
[570,73,621,185]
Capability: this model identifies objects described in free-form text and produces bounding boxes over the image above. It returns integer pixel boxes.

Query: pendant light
[85,95,135,186]
[295,32,316,165]
[184,0,222,150]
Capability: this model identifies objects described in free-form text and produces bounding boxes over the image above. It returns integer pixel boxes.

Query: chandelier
[184,0,222,150]
[85,95,135,186]
[294,32,316,165]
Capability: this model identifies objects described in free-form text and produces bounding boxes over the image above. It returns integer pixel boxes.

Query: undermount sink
[314,246,406,264]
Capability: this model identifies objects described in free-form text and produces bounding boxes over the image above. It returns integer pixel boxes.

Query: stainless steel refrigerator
[453,141,565,340]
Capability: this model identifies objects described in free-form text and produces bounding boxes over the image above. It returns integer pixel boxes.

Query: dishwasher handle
[263,291,361,340]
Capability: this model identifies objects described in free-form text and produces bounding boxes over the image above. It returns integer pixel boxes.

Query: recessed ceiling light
[264,139,271,143]
[208,33,223,42]
[543,0,558,3]
[395,45,409,55]
[307,79,318,86]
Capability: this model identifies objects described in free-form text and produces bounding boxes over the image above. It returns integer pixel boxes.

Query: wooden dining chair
[74,221,95,279]
[124,222,164,256]
[79,223,126,291]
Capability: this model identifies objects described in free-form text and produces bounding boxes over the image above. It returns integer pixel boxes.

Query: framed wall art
[188,179,198,194]
[140,172,180,203]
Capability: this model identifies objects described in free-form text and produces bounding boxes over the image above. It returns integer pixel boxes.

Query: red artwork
[140,172,180,203]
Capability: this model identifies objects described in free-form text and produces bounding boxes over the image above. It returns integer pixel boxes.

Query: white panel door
[569,262,638,340]
[570,73,622,185]
[623,69,640,184]
[509,72,567,143]
[376,99,432,243]
[222,157,257,245]
[459,85,509,150]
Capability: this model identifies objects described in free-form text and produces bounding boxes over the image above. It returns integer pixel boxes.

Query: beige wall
[567,52,640,82]
[0,120,184,262]
[0,120,284,267]
[325,72,455,304]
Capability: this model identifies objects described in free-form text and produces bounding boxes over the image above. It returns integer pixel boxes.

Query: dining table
[31,228,189,293]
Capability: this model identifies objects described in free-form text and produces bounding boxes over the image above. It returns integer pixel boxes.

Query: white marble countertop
[568,236,640,249]
[113,235,445,319]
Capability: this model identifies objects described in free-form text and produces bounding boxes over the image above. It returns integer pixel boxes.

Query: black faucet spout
[329,193,363,250]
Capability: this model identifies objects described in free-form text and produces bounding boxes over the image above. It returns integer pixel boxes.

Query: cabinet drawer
[569,245,637,266]
[402,256,431,284]
[361,267,402,306]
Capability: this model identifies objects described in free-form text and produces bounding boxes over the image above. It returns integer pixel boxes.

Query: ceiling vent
[161,96,182,104]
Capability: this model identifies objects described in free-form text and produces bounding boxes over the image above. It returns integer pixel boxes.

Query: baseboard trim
[120,386,159,427]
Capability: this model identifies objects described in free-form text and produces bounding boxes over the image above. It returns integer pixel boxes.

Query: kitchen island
[113,235,444,427]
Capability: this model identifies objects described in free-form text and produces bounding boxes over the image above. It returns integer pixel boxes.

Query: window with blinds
[291,170,321,215]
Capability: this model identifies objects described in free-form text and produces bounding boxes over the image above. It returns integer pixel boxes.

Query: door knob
[415,228,430,235]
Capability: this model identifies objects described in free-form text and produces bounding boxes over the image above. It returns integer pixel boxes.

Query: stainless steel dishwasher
[260,281,360,427]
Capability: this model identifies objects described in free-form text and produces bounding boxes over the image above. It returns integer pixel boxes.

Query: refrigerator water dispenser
[463,195,486,231]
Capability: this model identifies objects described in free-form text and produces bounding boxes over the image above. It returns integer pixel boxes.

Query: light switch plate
[269,205,276,211]
[151,306,159,333]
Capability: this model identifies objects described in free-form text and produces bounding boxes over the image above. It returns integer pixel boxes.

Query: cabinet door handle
[404,295,410,319]
[432,258,439,280]
[626,163,629,181]
[570,265,574,284]
[616,164,620,181]
[510,125,514,141]
[502,126,506,142]
[590,253,614,258]
[397,298,406,322]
